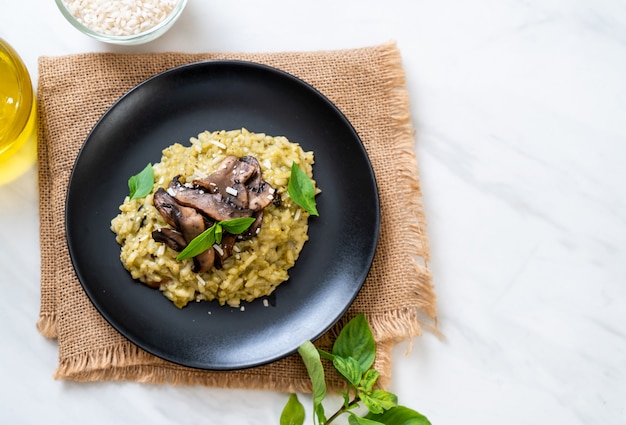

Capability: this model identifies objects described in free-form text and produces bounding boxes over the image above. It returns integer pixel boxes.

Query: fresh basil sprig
[281,314,432,425]
[288,162,319,216]
[128,163,154,200]
[176,217,256,260]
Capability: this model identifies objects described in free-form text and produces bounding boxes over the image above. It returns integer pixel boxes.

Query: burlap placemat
[36,42,435,391]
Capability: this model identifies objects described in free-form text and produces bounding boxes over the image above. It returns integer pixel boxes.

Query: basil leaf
[333,356,362,387]
[370,389,398,408]
[297,341,327,424]
[128,163,154,200]
[332,314,376,373]
[175,218,255,261]
[364,406,432,425]
[280,394,305,425]
[220,217,257,234]
[348,414,385,425]
[360,390,398,415]
[176,225,216,260]
[359,369,380,393]
[288,162,319,216]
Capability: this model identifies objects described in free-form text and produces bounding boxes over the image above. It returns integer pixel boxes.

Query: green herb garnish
[281,314,431,425]
[288,162,319,216]
[280,394,306,425]
[298,341,328,424]
[128,163,154,200]
[176,217,256,260]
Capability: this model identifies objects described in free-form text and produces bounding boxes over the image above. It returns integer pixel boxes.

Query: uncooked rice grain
[63,0,179,36]
[110,129,317,308]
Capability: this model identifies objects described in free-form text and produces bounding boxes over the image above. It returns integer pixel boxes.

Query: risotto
[110,128,316,308]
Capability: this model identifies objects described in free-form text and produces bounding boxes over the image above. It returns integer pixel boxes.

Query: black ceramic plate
[66,60,380,370]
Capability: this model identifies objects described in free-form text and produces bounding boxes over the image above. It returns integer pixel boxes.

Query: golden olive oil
[0,38,37,185]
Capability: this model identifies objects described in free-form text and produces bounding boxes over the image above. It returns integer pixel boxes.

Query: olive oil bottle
[0,38,37,185]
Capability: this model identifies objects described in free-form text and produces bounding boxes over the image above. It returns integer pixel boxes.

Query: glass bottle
[0,37,37,185]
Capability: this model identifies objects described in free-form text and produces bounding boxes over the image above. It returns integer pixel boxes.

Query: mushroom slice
[153,188,181,229]
[172,198,215,273]
[247,180,275,211]
[175,202,205,242]
[213,233,237,269]
[154,186,207,236]
[152,228,187,252]
[153,185,216,273]
[168,176,253,221]
[193,155,255,210]
[239,156,276,211]
[193,247,216,274]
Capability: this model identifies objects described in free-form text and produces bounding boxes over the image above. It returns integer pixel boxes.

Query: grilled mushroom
[239,156,276,211]
[213,232,237,269]
[153,187,215,273]
[151,155,276,274]
[151,227,187,252]
[193,155,254,210]
[167,176,253,221]
[192,247,216,274]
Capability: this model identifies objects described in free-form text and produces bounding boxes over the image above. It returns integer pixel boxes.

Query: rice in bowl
[110,128,317,308]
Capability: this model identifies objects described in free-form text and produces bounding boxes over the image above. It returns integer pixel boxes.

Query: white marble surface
[1,0,625,424]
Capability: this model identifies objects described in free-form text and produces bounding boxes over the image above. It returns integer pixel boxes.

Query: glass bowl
[55,0,188,45]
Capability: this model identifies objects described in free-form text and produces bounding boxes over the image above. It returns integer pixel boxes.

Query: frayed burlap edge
[36,312,57,338]
[325,43,437,347]
[374,42,436,342]
[53,338,395,392]
[35,73,58,339]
